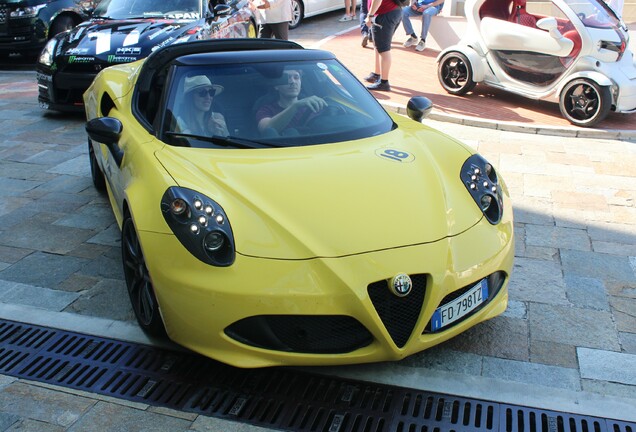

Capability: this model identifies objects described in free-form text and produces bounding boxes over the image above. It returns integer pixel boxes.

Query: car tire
[248,20,257,38]
[289,0,304,29]
[49,15,76,38]
[437,52,476,96]
[88,140,106,192]
[559,78,612,127]
[122,215,167,338]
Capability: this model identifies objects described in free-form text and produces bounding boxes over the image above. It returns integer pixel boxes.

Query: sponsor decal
[165,12,200,19]
[150,36,175,52]
[107,55,138,63]
[68,56,95,63]
[36,72,52,83]
[147,25,179,40]
[66,48,90,55]
[116,47,142,55]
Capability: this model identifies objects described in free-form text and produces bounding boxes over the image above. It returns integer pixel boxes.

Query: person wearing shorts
[363,0,403,91]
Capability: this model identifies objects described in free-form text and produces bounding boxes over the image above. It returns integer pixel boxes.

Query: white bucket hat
[184,75,224,96]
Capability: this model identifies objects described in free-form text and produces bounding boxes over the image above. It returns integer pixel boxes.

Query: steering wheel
[304,104,348,130]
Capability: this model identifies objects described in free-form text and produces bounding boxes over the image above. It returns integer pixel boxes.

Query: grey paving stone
[5,418,66,432]
[400,346,483,375]
[507,257,568,305]
[525,225,591,252]
[47,155,90,178]
[27,191,93,213]
[581,379,636,402]
[482,356,580,391]
[609,295,636,333]
[0,412,20,431]
[63,279,134,322]
[55,203,116,231]
[588,222,636,246]
[529,340,578,368]
[0,252,89,288]
[0,382,95,428]
[501,299,527,319]
[23,150,78,166]
[0,196,32,217]
[511,205,554,226]
[67,243,112,260]
[0,177,41,197]
[620,332,636,354]
[564,275,609,311]
[0,217,95,255]
[578,347,636,385]
[0,245,32,264]
[561,249,636,283]
[87,224,121,247]
[57,274,100,293]
[0,280,79,311]
[78,253,124,280]
[529,303,621,351]
[67,401,192,432]
[28,174,93,195]
[443,315,529,361]
[523,245,559,261]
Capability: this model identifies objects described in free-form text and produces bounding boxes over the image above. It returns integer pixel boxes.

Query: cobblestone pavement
[1,13,635,431]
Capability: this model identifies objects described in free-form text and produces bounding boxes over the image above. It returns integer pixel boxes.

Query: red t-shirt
[369,0,399,15]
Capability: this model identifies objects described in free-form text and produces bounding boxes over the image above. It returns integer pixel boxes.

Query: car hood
[155,128,483,259]
[57,19,198,63]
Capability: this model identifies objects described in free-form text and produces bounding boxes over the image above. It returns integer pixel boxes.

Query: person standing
[401,0,444,52]
[360,0,371,47]
[250,0,293,40]
[339,0,357,21]
[363,0,402,91]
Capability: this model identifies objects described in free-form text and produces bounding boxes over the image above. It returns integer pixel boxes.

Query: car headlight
[39,38,57,66]
[10,4,46,18]
[460,154,504,224]
[161,187,235,266]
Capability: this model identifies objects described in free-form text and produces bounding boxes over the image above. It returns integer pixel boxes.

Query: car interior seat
[479,0,515,20]
[511,0,537,27]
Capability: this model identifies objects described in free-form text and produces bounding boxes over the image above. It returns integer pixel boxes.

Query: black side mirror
[406,96,433,122]
[85,117,124,166]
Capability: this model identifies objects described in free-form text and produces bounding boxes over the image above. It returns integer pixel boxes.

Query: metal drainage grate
[0,319,634,432]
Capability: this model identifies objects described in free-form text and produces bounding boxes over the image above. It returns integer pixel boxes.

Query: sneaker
[364,72,380,83]
[415,39,426,51]
[367,81,391,91]
[403,36,417,48]
[338,15,353,21]
[361,31,369,47]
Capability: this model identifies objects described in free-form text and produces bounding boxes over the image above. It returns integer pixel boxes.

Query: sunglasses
[194,88,216,98]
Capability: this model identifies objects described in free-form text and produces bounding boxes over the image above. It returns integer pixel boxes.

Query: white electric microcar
[437,0,635,127]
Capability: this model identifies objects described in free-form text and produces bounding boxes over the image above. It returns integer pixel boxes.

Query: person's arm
[208,112,229,136]
[365,0,382,26]
[258,96,327,133]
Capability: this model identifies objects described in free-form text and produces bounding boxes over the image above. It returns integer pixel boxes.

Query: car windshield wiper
[165,132,281,149]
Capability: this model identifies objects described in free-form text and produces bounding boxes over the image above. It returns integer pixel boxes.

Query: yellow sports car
[84,39,514,368]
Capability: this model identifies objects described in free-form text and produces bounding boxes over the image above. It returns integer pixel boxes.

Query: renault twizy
[437,0,635,127]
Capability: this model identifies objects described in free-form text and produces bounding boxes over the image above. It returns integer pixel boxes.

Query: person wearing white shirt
[250,0,293,40]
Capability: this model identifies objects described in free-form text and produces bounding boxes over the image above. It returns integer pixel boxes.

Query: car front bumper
[37,68,96,112]
[139,215,514,368]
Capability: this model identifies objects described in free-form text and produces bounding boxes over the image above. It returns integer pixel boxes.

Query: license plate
[431,279,489,331]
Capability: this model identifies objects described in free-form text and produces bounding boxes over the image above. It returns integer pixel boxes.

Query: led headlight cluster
[161,187,235,266]
[39,38,57,66]
[10,4,46,18]
[460,154,503,224]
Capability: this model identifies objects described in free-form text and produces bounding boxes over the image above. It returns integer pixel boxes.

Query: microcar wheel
[289,0,304,29]
[248,20,257,38]
[122,216,166,338]
[88,140,106,192]
[559,79,612,127]
[438,52,476,95]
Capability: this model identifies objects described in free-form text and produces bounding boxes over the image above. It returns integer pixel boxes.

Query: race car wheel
[289,0,304,29]
[49,15,76,38]
[88,140,106,192]
[122,216,167,338]
[438,52,476,95]
[559,79,612,127]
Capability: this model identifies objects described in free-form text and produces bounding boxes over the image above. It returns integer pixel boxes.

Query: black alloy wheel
[559,78,612,127]
[122,216,167,338]
[438,52,476,95]
[88,140,106,192]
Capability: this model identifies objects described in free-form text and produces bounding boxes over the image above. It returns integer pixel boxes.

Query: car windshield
[162,60,395,148]
[93,0,201,20]
[564,0,622,29]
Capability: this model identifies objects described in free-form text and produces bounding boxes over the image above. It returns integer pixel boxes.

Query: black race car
[36,0,256,111]
[0,0,98,58]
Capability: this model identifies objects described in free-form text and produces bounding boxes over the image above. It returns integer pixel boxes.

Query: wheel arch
[437,46,485,83]
[556,71,614,99]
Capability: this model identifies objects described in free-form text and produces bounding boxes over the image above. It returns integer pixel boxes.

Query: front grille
[368,274,427,348]
[225,315,373,354]
[424,271,506,333]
